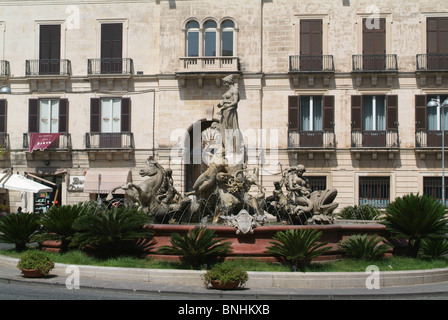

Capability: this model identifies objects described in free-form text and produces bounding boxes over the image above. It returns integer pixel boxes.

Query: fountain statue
[107,74,339,231]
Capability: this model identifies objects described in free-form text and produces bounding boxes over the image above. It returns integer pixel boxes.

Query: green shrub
[157,226,232,269]
[33,204,88,253]
[71,206,154,259]
[383,193,448,257]
[420,238,448,259]
[337,204,382,220]
[202,261,248,288]
[265,228,331,271]
[337,234,392,260]
[17,251,55,275]
[0,213,40,251]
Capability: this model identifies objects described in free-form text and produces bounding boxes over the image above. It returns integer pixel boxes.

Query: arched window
[204,20,217,56]
[221,20,235,56]
[186,20,199,57]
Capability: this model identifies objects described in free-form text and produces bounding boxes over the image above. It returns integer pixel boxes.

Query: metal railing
[86,132,134,149]
[0,61,10,77]
[352,54,398,72]
[351,130,399,148]
[288,130,335,148]
[416,130,448,148]
[179,57,239,72]
[87,58,134,75]
[423,177,448,207]
[359,177,390,209]
[416,54,448,71]
[25,59,71,76]
[289,55,334,72]
[23,133,71,150]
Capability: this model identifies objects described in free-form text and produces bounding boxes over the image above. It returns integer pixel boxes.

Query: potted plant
[17,251,55,278]
[202,262,248,290]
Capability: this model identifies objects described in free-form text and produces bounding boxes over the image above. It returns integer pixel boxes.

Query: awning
[0,172,53,193]
[83,170,132,194]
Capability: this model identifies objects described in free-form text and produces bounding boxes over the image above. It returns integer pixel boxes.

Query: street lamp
[427,97,448,206]
[0,86,11,94]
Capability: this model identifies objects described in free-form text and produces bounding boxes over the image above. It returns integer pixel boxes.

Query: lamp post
[427,97,448,206]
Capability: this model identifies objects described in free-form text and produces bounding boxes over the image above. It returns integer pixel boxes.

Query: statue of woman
[217,74,242,159]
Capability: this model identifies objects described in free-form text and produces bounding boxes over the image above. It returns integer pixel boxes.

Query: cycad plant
[383,193,448,257]
[71,206,154,259]
[420,238,448,259]
[337,204,382,220]
[33,204,88,253]
[337,234,392,260]
[0,213,40,251]
[157,226,232,269]
[265,228,331,271]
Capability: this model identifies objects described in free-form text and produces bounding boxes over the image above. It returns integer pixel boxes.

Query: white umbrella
[0,172,53,193]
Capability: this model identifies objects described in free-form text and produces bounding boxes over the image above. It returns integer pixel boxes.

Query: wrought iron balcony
[23,132,72,150]
[352,54,398,72]
[178,56,239,73]
[289,55,334,72]
[416,54,448,71]
[288,130,335,149]
[0,61,10,77]
[351,130,399,148]
[86,132,134,149]
[25,59,71,76]
[87,58,134,75]
[416,130,448,148]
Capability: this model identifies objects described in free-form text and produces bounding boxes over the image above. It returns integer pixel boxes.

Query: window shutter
[363,18,386,55]
[288,96,300,130]
[28,99,39,133]
[90,98,101,133]
[0,100,6,133]
[323,95,334,131]
[386,95,398,130]
[351,95,363,131]
[121,98,131,132]
[415,95,427,131]
[59,99,68,133]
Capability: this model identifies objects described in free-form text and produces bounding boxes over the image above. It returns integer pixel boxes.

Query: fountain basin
[147,223,387,262]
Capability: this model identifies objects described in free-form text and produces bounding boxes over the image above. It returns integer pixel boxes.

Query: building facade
[0,0,447,213]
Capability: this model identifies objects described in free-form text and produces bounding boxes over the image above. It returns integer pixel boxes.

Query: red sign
[29,133,62,153]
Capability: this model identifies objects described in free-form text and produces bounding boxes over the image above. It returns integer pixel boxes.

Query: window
[427,95,448,130]
[101,23,123,73]
[427,17,448,69]
[28,99,68,133]
[363,96,386,131]
[204,20,217,57]
[0,100,7,147]
[90,97,131,148]
[186,20,199,57]
[307,176,327,192]
[300,96,322,131]
[423,177,448,206]
[300,19,323,71]
[359,176,390,208]
[362,18,386,70]
[221,20,235,56]
[39,25,61,75]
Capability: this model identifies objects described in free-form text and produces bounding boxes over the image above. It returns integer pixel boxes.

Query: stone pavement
[1,253,448,300]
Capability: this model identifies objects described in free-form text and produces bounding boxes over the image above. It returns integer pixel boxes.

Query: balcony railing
[0,61,10,77]
[86,132,134,149]
[289,55,334,72]
[178,56,239,73]
[25,59,71,76]
[23,133,72,150]
[351,130,399,148]
[416,130,448,148]
[288,131,335,148]
[416,54,448,71]
[352,54,398,72]
[87,58,134,75]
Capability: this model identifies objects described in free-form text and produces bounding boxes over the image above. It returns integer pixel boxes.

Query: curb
[2,254,448,289]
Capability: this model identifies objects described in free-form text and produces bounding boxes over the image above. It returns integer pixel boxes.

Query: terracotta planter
[21,269,45,278]
[210,280,240,290]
